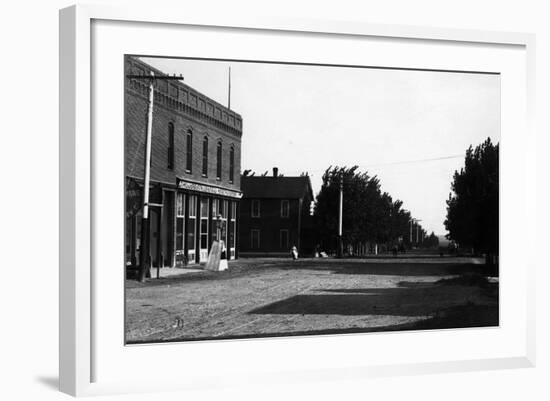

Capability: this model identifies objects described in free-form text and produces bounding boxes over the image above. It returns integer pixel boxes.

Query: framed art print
[59,4,536,397]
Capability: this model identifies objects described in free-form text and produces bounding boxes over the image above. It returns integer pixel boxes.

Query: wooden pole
[126,72,183,281]
[138,72,155,282]
[337,173,343,258]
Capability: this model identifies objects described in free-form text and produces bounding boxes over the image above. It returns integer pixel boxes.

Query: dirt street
[125,256,498,343]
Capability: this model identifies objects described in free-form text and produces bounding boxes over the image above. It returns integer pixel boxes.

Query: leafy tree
[444,138,499,262]
[314,166,412,253]
[422,232,440,249]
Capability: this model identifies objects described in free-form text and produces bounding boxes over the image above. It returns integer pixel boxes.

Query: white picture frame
[59,4,536,397]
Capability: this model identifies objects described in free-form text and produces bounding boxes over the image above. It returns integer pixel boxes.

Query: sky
[140,57,500,236]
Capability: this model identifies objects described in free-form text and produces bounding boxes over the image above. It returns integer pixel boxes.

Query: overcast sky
[140,56,500,236]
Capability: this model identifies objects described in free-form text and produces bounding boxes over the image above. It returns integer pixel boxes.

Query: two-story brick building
[125,57,242,268]
[239,169,315,257]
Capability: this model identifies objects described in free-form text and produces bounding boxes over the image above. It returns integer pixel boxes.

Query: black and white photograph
[124,55,500,344]
[6,0,550,399]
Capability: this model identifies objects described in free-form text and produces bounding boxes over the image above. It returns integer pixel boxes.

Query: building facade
[239,169,315,256]
[125,57,242,268]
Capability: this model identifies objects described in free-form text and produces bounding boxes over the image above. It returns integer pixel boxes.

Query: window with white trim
[251,199,260,218]
[200,197,209,250]
[186,130,193,173]
[176,192,185,252]
[202,136,208,176]
[187,195,197,251]
[229,145,235,183]
[281,200,290,218]
[216,141,222,180]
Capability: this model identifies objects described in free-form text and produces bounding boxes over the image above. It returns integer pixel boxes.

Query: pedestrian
[314,244,320,258]
[291,245,298,260]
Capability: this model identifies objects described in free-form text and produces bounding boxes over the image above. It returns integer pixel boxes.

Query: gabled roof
[241,176,314,200]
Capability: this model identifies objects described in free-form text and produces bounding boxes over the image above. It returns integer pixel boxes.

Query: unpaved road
[125,256,498,343]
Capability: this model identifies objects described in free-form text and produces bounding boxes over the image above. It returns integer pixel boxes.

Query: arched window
[202,136,208,176]
[229,145,235,183]
[167,123,174,170]
[186,129,193,172]
[216,141,222,180]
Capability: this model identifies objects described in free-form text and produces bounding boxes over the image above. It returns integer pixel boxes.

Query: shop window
[200,197,209,249]
[221,200,228,246]
[211,198,220,242]
[176,192,185,216]
[176,193,185,252]
[187,195,197,250]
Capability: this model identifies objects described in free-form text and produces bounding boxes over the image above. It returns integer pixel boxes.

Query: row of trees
[313,166,435,254]
[311,137,498,260]
[445,137,499,263]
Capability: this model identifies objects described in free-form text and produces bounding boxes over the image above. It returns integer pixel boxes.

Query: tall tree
[444,138,499,261]
[314,166,412,252]
[423,232,440,249]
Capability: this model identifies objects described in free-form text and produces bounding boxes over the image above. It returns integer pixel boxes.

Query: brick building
[239,169,315,257]
[125,57,243,268]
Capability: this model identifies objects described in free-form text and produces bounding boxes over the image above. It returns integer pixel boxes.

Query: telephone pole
[337,173,344,258]
[410,218,422,247]
[126,71,184,282]
[415,219,422,245]
[138,71,155,282]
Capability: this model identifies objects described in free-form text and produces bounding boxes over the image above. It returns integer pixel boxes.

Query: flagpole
[228,66,231,110]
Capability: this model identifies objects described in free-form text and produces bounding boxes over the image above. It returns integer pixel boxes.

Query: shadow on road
[276,259,498,278]
[128,299,499,344]
[249,280,497,317]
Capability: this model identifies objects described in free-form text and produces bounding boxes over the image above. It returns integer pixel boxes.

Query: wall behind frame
[1,0,548,401]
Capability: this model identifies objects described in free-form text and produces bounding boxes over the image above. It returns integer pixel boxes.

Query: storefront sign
[177,179,243,199]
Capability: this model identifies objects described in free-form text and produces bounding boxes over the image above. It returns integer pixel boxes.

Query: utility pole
[409,218,422,248]
[415,219,422,245]
[126,71,184,282]
[138,71,155,282]
[337,173,344,258]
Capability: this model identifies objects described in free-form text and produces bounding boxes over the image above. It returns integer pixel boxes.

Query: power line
[362,154,463,168]
[263,154,464,177]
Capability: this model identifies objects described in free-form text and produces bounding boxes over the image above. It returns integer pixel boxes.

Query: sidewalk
[126,265,205,281]
[147,266,204,278]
